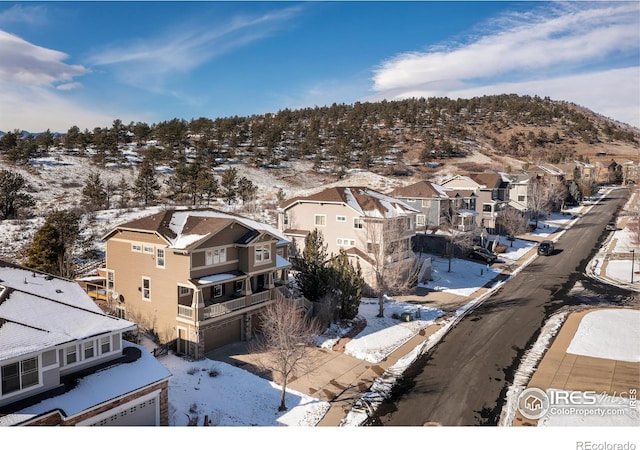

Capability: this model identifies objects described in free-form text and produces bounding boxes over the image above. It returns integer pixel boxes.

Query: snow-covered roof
[0,262,136,362]
[0,342,171,426]
[281,186,419,219]
[105,207,288,251]
[196,273,241,285]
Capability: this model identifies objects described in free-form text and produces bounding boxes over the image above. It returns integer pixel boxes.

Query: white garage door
[89,397,158,426]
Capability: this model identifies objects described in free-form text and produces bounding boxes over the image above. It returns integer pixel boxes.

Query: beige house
[278,186,419,287]
[0,260,171,426]
[441,173,510,233]
[101,208,296,360]
[391,180,478,232]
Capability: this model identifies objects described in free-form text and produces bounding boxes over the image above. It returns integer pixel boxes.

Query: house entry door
[177,327,188,355]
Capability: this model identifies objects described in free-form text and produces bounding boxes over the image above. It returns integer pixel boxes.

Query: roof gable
[281,186,419,218]
[104,208,287,250]
[392,181,449,199]
[0,262,136,362]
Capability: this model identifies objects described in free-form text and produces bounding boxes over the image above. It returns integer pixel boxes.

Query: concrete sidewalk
[511,308,640,426]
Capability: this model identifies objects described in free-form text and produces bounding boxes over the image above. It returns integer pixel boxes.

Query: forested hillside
[2,94,638,176]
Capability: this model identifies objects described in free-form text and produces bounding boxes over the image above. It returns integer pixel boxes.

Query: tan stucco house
[0,260,171,426]
[391,180,478,232]
[277,186,419,287]
[441,172,510,233]
[101,208,295,359]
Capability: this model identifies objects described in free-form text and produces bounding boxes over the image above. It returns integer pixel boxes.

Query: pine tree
[220,167,238,205]
[293,229,331,302]
[82,172,107,210]
[26,209,81,277]
[26,221,63,274]
[328,249,364,320]
[116,175,131,208]
[0,170,35,219]
[134,156,160,206]
[237,176,257,204]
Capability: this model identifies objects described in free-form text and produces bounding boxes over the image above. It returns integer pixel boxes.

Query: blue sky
[0,1,638,133]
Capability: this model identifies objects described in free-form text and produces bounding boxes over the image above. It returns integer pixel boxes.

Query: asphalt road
[371,188,632,426]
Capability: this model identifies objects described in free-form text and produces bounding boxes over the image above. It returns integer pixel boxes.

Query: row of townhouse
[72,160,630,366]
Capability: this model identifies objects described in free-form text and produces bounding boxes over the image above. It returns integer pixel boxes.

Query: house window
[84,340,95,359]
[255,244,271,263]
[422,199,430,207]
[131,243,142,252]
[100,336,111,354]
[518,195,525,202]
[65,346,77,365]
[213,285,223,298]
[337,238,355,246]
[314,214,326,227]
[1,357,39,395]
[336,215,346,222]
[354,218,364,229]
[417,214,426,226]
[115,306,126,319]
[156,248,165,268]
[282,213,289,227]
[482,204,493,213]
[178,286,190,296]
[143,245,154,254]
[106,270,114,291]
[205,248,226,265]
[142,277,151,300]
[235,280,244,293]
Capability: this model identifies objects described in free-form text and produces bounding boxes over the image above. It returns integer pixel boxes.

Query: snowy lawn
[162,354,330,426]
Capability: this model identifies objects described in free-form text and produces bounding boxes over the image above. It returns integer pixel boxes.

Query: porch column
[265,272,275,289]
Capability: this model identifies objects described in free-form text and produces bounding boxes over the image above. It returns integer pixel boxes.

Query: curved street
[370,188,632,426]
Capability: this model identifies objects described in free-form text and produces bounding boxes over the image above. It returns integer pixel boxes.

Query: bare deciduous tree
[497,206,528,246]
[440,203,475,272]
[362,218,420,317]
[250,299,322,411]
[527,176,553,227]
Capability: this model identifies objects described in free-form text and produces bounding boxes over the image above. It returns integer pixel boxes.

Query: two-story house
[0,260,171,426]
[277,186,419,288]
[441,172,510,233]
[101,208,295,360]
[390,180,478,232]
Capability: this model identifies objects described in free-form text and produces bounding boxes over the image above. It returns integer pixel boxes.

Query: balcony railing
[250,290,271,305]
[178,304,193,319]
[181,289,276,321]
[203,297,247,319]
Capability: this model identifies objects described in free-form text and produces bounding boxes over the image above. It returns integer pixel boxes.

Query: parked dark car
[468,245,498,263]
[537,240,555,256]
[605,222,616,231]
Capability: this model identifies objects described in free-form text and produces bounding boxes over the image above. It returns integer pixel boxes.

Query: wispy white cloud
[0,30,89,87]
[88,5,303,90]
[56,82,83,91]
[0,4,48,26]
[370,2,640,126]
